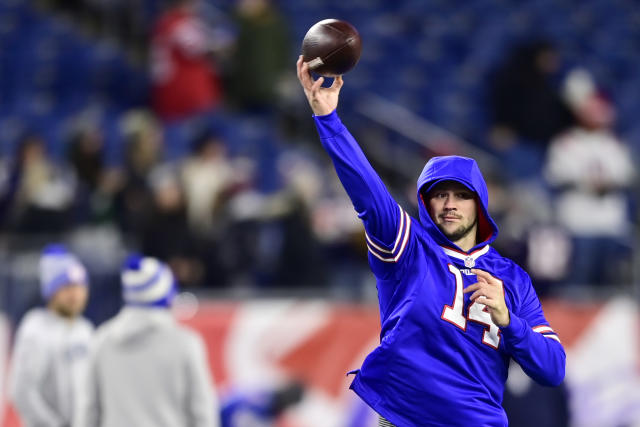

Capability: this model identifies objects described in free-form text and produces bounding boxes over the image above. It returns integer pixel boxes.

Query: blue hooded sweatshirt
[314,111,565,427]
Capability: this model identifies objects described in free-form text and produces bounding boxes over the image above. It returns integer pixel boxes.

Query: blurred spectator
[544,69,635,286]
[142,165,206,287]
[227,0,290,112]
[0,147,23,229]
[114,110,162,235]
[0,133,77,234]
[489,40,574,177]
[74,255,219,427]
[179,129,254,288]
[66,117,123,225]
[150,0,223,121]
[9,244,93,427]
[241,150,367,291]
[206,149,329,288]
[180,129,236,234]
[490,40,574,148]
[67,120,105,195]
[256,151,326,287]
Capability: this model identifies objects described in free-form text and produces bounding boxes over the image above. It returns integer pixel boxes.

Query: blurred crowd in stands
[487,41,635,293]
[0,97,365,291]
[0,0,637,325]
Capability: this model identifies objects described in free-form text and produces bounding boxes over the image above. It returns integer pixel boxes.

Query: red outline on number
[441,264,467,331]
[465,277,504,350]
[466,300,501,350]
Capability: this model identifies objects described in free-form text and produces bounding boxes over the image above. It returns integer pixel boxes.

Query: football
[301,19,362,77]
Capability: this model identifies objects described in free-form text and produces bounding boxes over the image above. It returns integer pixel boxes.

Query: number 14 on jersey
[441,264,501,349]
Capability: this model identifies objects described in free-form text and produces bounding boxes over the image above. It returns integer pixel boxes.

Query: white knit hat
[39,244,88,301]
[121,255,176,307]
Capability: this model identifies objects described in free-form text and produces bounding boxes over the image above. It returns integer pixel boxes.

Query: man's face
[425,181,478,243]
[49,284,88,319]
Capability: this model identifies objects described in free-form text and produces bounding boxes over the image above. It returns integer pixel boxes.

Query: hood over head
[417,155,498,253]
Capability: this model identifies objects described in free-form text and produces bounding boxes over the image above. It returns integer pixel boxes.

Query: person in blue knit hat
[74,254,219,427]
[9,244,94,427]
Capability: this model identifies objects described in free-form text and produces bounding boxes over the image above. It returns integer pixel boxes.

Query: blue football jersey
[314,111,566,427]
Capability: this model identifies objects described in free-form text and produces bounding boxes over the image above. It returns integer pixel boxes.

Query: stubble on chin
[438,218,478,243]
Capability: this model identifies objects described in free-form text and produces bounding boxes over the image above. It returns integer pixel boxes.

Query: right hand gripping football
[297,55,343,116]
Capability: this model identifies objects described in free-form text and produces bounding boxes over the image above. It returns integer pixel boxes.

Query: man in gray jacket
[9,244,93,427]
[74,255,219,427]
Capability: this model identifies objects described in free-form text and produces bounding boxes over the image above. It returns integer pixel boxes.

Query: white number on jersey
[440,264,501,349]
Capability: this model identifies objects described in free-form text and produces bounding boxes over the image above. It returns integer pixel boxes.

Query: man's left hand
[464,269,510,327]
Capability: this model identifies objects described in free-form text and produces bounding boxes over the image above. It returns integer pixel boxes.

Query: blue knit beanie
[121,255,177,307]
[39,244,88,301]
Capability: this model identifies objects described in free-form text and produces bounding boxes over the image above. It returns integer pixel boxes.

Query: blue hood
[416,156,498,253]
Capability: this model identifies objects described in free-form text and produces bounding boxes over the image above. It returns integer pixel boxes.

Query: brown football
[301,19,362,77]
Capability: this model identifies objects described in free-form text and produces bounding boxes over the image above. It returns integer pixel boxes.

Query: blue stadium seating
[278,0,640,148]
[0,0,638,164]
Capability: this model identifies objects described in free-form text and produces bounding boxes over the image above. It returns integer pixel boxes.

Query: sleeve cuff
[500,312,527,343]
[313,109,346,139]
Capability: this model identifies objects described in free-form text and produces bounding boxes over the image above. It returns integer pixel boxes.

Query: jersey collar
[439,245,490,268]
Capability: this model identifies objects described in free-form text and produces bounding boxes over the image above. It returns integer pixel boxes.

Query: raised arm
[297,57,411,262]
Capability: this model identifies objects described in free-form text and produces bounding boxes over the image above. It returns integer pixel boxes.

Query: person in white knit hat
[9,244,93,427]
[74,254,219,427]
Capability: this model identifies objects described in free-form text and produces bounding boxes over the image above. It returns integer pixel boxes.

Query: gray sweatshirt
[73,307,219,427]
[9,308,94,427]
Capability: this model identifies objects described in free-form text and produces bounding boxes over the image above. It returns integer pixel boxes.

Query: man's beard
[52,303,79,319]
[439,217,478,243]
